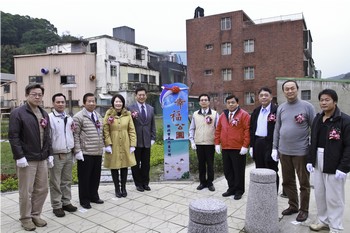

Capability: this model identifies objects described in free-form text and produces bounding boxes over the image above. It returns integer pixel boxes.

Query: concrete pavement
[1,163,349,232]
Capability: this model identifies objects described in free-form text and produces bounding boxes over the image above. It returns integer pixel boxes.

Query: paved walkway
[1,164,349,232]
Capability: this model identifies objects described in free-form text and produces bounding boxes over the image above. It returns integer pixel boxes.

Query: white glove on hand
[151,140,155,146]
[191,143,197,150]
[16,157,29,168]
[239,147,248,155]
[215,145,221,154]
[75,151,84,161]
[335,170,347,180]
[130,147,136,154]
[306,163,314,173]
[249,148,253,158]
[105,145,112,154]
[271,149,279,162]
[47,155,54,168]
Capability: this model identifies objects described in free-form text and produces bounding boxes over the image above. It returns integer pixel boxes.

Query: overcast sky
[2,0,349,78]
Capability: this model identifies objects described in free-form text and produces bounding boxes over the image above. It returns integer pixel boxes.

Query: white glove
[239,147,248,155]
[306,163,314,173]
[271,149,279,162]
[151,140,155,146]
[48,155,54,168]
[191,143,197,150]
[215,145,221,154]
[105,145,112,154]
[249,148,253,158]
[75,151,84,161]
[335,170,347,180]
[130,147,136,154]
[16,157,29,168]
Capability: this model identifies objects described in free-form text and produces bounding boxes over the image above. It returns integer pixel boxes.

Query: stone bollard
[245,168,279,233]
[188,198,228,233]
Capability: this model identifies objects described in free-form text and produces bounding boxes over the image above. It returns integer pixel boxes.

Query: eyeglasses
[29,93,43,98]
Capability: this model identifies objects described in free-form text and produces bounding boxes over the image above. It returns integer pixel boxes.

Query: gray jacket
[73,108,104,155]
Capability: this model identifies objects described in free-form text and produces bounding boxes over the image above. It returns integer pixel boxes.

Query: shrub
[0,177,18,192]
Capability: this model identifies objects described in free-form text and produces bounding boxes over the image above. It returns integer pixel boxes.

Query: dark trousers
[111,168,127,189]
[222,149,246,195]
[280,153,310,212]
[77,155,102,205]
[131,147,150,186]
[196,145,215,186]
[253,137,279,192]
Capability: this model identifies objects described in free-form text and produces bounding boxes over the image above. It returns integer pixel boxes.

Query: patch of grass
[1,119,9,140]
[1,142,16,176]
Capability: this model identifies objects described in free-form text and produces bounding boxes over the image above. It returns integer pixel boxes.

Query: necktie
[91,113,96,123]
[141,105,146,121]
[229,112,233,121]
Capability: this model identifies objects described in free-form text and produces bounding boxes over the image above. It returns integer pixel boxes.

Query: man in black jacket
[249,87,279,191]
[307,89,350,233]
[9,84,52,231]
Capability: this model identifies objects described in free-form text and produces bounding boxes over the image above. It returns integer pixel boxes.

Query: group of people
[8,84,155,231]
[189,80,349,233]
[8,81,349,232]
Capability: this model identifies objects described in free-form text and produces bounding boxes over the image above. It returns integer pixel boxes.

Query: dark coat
[128,103,156,148]
[9,104,51,161]
[308,106,350,174]
[249,103,278,161]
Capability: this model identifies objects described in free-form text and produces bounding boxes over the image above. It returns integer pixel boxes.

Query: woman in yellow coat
[103,94,136,197]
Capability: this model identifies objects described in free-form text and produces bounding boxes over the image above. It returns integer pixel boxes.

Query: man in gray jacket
[73,93,104,209]
[9,84,52,231]
[49,93,77,217]
[129,87,156,192]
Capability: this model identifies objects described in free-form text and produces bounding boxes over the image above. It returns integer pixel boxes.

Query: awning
[99,94,113,99]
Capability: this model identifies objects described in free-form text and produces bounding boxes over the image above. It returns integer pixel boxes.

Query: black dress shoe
[281,207,299,215]
[91,199,104,204]
[196,184,206,190]
[81,203,91,209]
[296,210,308,222]
[222,191,234,197]
[143,185,151,191]
[234,194,242,200]
[208,185,215,192]
[136,186,144,192]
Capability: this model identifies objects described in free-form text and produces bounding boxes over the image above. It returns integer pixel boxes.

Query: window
[205,44,213,50]
[136,49,145,60]
[90,43,97,53]
[3,84,10,93]
[244,40,255,53]
[223,93,231,104]
[29,76,43,84]
[301,90,311,100]
[60,75,75,84]
[245,92,255,105]
[110,65,117,76]
[204,69,213,76]
[244,67,255,80]
[210,93,218,102]
[128,73,139,82]
[221,43,232,55]
[149,75,156,83]
[141,74,148,83]
[221,69,232,81]
[221,17,231,30]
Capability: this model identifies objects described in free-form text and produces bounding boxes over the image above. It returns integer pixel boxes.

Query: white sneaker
[309,222,329,231]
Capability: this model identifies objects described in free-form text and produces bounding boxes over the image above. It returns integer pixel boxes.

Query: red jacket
[215,108,250,150]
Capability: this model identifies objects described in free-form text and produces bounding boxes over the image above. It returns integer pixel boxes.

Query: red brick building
[186,10,315,113]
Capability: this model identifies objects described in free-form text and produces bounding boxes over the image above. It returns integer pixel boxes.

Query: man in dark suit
[129,87,156,192]
[249,87,279,191]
